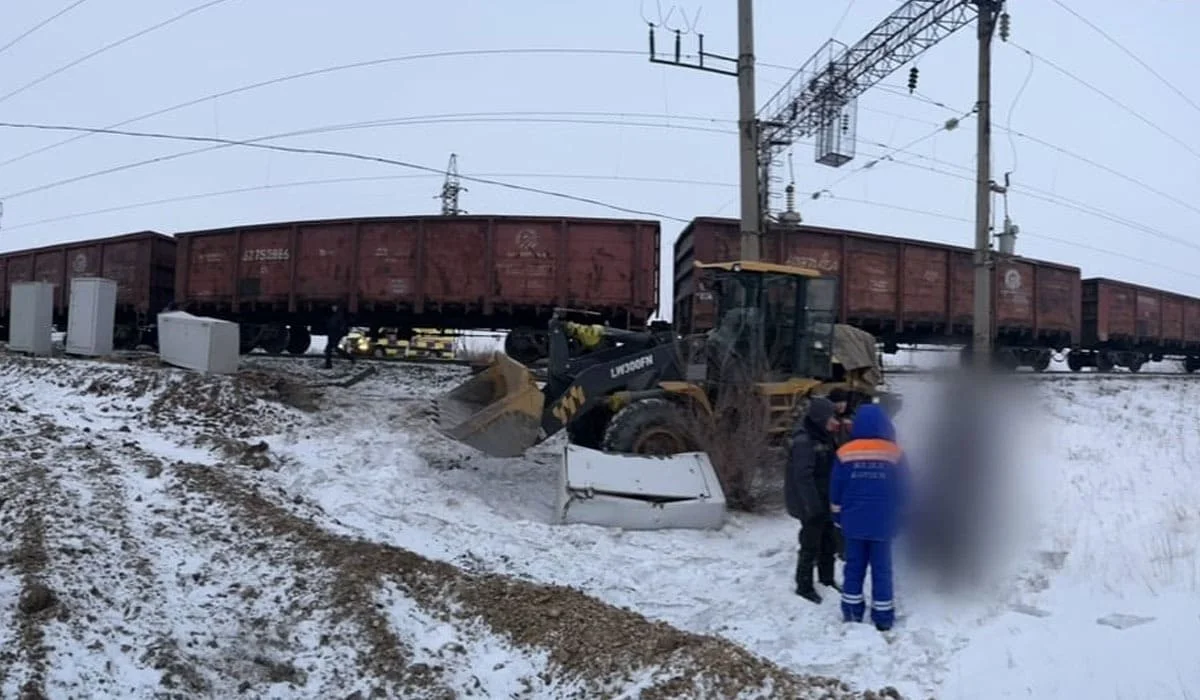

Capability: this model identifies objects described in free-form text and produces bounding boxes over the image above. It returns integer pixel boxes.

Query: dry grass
[678,346,790,513]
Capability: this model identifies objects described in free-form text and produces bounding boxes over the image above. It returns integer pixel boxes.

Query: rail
[883,368,1197,379]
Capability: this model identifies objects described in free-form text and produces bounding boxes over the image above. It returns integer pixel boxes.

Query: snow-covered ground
[1,348,1197,698]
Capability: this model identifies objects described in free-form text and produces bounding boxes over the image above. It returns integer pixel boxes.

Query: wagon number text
[242,248,290,262]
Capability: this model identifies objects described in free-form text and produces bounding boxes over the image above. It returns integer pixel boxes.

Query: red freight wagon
[673,217,1081,369]
[1076,277,1200,372]
[174,214,660,357]
[0,231,176,347]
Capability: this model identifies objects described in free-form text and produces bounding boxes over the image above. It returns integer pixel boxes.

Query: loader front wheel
[601,398,699,457]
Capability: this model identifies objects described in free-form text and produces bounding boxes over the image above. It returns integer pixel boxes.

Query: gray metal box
[156,311,240,374]
[9,281,54,356]
[66,277,118,357]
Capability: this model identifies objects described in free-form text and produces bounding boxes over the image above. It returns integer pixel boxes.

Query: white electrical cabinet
[9,281,55,356]
[66,277,118,357]
[156,311,240,374]
[556,444,727,531]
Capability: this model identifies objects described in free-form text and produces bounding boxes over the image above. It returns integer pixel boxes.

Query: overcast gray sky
[0,0,1197,314]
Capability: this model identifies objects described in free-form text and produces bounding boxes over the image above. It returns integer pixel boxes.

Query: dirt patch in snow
[178,465,883,699]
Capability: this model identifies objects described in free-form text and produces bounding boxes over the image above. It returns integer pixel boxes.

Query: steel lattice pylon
[757,0,981,217]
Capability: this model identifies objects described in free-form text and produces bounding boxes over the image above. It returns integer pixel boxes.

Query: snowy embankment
[252,359,1200,699]
[1,349,1197,699]
[0,353,868,700]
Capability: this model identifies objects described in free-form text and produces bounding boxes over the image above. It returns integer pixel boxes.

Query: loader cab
[701,261,837,382]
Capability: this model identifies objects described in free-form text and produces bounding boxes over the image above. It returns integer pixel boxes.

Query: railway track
[249,352,477,366]
[883,368,1197,379]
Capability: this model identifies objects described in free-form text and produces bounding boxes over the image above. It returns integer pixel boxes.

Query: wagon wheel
[259,329,290,355]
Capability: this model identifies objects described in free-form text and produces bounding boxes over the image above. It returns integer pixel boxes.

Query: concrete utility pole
[645,2,758,260]
[972,0,1001,361]
[736,0,760,261]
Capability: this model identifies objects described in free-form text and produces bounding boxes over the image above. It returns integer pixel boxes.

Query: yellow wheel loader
[431,260,900,460]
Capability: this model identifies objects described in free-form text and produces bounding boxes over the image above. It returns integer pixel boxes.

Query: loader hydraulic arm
[539,341,684,438]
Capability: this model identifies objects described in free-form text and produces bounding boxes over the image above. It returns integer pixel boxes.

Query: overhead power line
[0,120,689,222]
[1050,0,1200,116]
[0,47,721,170]
[819,107,976,193]
[807,194,1200,284]
[0,104,966,202]
[1008,41,1200,163]
[0,0,235,107]
[4,111,1193,259]
[874,81,1200,219]
[0,111,741,201]
[0,0,93,59]
[822,146,1200,257]
[2,172,741,232]
[0,43,838,172]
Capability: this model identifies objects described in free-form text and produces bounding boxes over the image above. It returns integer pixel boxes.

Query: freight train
[0,213,1196,373]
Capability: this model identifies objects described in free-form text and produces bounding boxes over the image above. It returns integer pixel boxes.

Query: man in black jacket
[323,303,355,369]
[784,396,843,603]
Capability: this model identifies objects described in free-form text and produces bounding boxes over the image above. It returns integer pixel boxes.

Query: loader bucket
[432,353,546,458]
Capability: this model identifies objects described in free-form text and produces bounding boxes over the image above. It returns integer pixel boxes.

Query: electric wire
[1004,50,1035,177]
[6,152,1194,286]
[2,172,740,233]
[826,146,1200,256]
[0,108,915,202]
[1050,0,1200,116]
[0,120,690,222]
[872,82,1200,219]
[807,194,1200,284]
[0,112,740,201]
[829,0,858,40]
[5,111,1185,258]
[0,0,93,59]
[818,107,976,192]
[1008,41,1200,162]
[0,0,235,107]
[2,48,806,171]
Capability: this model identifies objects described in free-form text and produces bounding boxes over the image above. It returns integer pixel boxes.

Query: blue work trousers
[840,537,895,628]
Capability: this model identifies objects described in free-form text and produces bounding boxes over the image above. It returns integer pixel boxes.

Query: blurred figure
[906,373,1005,593]
[831,404,910,631]
[323,303,355,369]
[784,397,843,604]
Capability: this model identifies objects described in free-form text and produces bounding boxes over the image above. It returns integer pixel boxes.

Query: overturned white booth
[157,311,240,374]
[556,444,727,531]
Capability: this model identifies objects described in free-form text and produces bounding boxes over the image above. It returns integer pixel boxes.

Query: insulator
[999,12,1011,42]
[841,113,850,133]
[907,66,919,93]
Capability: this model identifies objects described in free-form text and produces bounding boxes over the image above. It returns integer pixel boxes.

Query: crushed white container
[66,277,118,357]
[9,281,55,356]
[556,444,727,530]
[157,311,239,374]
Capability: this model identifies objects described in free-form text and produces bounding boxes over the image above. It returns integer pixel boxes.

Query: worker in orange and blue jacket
[829,403,909,631]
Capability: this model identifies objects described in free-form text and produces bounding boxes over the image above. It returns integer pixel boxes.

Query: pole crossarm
[758,0,977,154]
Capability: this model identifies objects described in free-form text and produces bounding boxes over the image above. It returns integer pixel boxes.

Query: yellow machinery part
[563,322,606,350]
[432,353,546,458]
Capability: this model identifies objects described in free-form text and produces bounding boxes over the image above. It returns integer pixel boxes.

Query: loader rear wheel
[601,398,699,457]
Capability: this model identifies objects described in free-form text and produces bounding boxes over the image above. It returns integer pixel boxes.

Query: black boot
[794,552,822,604]
[817,556,841,593]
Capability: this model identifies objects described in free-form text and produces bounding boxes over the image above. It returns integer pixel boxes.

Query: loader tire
[601,398,699,457]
